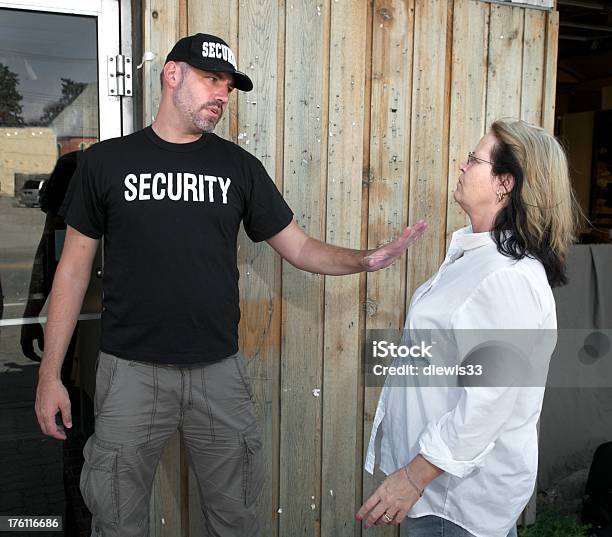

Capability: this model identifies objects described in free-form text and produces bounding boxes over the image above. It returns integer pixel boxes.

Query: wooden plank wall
[141,1,559,535]
[363,2,414,536]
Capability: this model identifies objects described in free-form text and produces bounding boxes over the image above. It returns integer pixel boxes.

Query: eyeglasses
[467,151,493,166]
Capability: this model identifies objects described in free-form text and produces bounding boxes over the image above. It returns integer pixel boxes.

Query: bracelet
[403,466,424,497]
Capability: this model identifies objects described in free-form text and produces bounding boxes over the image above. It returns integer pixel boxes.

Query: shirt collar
[449,225,495,252]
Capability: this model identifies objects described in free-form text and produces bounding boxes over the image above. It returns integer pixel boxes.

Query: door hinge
[107,55,133,97]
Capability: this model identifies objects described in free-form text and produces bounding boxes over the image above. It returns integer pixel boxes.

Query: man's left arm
[266,220,427,276]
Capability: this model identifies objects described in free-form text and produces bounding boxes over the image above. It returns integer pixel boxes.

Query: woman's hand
[356,455,443,529]
[355,467,420,528]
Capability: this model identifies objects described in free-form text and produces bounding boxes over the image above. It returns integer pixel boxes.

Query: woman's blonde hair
[489,119,581,286]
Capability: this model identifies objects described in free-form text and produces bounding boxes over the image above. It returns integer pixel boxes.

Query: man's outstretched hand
[362,220,427,272]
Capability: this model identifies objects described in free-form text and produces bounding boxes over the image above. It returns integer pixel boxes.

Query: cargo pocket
[241,422,264,507]
[80,436,121,526]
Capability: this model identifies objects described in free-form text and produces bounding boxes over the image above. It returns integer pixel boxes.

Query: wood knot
[378,8,393,21]
[365,299,378,317]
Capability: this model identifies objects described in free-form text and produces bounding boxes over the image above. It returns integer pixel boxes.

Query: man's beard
[189,101,223,133]
[173,87,222,133]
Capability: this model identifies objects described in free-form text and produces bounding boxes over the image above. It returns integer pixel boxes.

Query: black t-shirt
[62,126,293,364]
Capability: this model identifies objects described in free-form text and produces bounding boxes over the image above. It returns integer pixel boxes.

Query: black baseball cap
[165,33,253,92]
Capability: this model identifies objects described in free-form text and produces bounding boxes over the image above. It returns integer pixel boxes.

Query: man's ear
[162,61,183,89]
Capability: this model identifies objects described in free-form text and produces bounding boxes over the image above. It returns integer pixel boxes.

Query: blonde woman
[357,120,579,537]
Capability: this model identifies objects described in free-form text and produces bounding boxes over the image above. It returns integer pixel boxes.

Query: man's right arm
[35,225,99,440]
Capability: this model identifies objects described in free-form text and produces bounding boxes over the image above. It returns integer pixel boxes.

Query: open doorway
[535,2,612,533]
[557,0,612,242]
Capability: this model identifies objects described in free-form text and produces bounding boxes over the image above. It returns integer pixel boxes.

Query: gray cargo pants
[80,351,264,537]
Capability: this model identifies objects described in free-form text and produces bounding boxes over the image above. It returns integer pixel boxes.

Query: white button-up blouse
[365,225,557,537]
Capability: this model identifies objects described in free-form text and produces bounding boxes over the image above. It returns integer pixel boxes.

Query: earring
[496,191,505,204]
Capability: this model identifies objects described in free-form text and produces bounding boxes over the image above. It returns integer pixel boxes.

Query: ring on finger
[383,512,394,523]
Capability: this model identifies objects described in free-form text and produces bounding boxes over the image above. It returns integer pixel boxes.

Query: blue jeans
[404,515,518,537]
